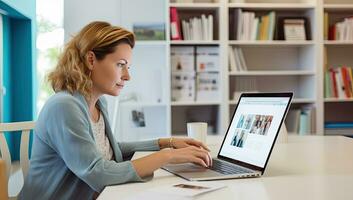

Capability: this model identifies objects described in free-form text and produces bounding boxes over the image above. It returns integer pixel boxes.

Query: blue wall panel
[1,0,36,160]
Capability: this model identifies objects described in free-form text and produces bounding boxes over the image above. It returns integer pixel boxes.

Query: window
[36,0,64,114]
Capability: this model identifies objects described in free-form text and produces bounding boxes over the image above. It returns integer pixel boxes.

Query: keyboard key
[210,159,252,175]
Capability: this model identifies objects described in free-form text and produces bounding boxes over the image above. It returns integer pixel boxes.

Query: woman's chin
[106,89,121,96]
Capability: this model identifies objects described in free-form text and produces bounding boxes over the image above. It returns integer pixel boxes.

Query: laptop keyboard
[209,159,253,175]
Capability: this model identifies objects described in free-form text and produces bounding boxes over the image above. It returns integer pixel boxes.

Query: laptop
[162,92,293,181]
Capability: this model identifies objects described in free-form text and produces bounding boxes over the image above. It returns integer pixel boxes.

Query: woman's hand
[162,146,212,167]
[131,145,212,178]
[171,138,210,151]
[158,137,210,151]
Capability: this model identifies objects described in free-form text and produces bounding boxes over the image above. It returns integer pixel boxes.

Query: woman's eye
[117,63,124,68]
[117,63,131,70]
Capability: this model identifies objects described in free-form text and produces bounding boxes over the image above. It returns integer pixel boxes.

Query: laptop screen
[219,95,291,168]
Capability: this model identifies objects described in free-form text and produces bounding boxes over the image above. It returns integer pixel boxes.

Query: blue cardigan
[19,91,160,199]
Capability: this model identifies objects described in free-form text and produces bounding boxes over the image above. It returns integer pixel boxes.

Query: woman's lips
[116,83,124,88]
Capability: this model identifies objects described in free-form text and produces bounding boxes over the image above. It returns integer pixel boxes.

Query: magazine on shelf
[171,46,195,72]
[171,71,196,102]
[196,72,219,101]
[196,46,219,72]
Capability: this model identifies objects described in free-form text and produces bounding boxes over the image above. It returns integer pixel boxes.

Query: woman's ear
[86,51,95,70]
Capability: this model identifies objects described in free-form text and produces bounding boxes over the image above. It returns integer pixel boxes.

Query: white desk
[99,136,353,200]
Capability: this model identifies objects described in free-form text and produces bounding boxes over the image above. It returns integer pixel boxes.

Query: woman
[19,21,212,199]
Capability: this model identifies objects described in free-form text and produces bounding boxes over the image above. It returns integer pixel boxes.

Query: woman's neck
[86,88,102,122]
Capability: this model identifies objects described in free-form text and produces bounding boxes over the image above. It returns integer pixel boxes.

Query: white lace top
[90,112,113,160]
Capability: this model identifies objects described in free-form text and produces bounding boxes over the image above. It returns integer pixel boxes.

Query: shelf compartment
[325,102,353,123]
[171,6,220,40]
[229,45,316,71]
[229,76,316,100]
[228,8,316,40]
[326,46,353,68]
[172,105,220,136]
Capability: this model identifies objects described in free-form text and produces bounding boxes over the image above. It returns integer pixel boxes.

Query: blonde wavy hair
[48,21,135,98]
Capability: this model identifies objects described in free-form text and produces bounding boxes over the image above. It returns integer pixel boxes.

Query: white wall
[64,0,122,42]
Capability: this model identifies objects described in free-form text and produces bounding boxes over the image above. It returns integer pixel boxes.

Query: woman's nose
[122,67,130,81]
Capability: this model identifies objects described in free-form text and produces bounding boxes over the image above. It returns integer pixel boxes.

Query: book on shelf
[325,66,353,99]
[327,14,353,41]
[196,46,219,72]
[228,46,247,72]
[171,46,195,72]
[170,7,182,40]
[196,72,219,101]
[171,72,196,102]
[324,12,329,40]
[231,9,276,41]
[285,107,316,135]
[325,122,353,136]
[181,14,214,41]
[277,17,311,41]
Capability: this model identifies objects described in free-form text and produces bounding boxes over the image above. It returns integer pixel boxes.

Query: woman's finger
[208,152,213,166]
[187,139,210,151]
[191,146,210,155]
[191,149,210,167]
[190,157,208,167]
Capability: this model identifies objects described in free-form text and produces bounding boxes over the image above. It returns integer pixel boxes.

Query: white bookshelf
[170,40,220,45]
[228,40,315,46]
[324,98,353,102]
[228,3,316,10]
[118,0,323,137]
[324,4,353,10]
[171,101,221,106]
[229,98,316,105]
[170,3,221,8]
[324,41,353,45]
[323,0,353,135]
[64,0,352,139]
[229,70,315,76]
